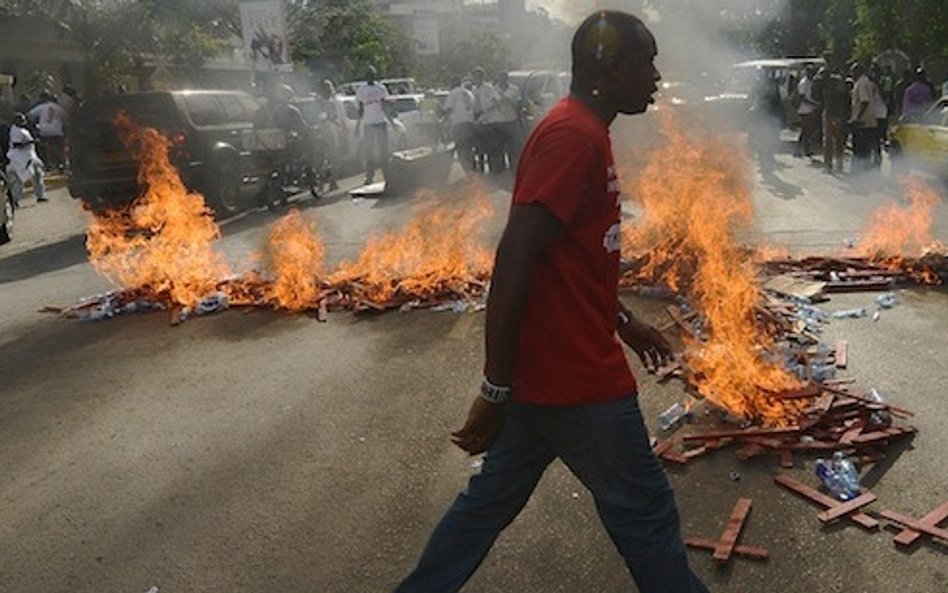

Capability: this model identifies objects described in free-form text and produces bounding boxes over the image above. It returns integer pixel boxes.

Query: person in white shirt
[27,92,68,171]
[795,66,820,157]
[6,112,46,205]
[355,66,391,185]
[869,66,889,170]
[471,66,503,174]
[443,77,476,172]
[849,63,876,173]
[494,72,523,171]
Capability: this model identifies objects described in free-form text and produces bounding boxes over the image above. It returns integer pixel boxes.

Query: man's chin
[619,103,649,115]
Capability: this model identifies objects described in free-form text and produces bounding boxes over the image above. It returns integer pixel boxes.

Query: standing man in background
[821,64,849,174]
[471,66,503,174]
[28,91,67,172]
[356,66,391,186]
[443,77,476,173]
[795,65,820,158]
[849,63,876,173]
[396,10,709,593]
[495,72,524,172]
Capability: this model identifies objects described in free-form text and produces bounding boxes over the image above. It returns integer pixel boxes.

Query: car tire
[207,160,241,218]
[0,192,14,245]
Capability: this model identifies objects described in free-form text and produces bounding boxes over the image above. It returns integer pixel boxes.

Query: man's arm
[450,203,562,454]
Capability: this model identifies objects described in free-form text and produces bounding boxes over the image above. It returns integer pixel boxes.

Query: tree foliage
[286,0,414,82]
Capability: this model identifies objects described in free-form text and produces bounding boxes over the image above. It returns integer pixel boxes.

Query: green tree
[433,30,514,85]
[286,0,414,82]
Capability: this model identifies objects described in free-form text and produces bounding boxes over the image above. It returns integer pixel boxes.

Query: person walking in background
[849,63,876,174]
[396,10,709,593]
[6,112,46,205]
[901,67,935,122]
[471,66,503,174]
[869,65,888,170]
[494,72,523,172]
[821,65,849,174]
[27,91,67,172]
[892,68,912,120]
[443,77,476,173]
[355,66,391,185]
[795,65,820,157]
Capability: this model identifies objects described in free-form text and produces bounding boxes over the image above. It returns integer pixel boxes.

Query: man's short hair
[571,11,651,90]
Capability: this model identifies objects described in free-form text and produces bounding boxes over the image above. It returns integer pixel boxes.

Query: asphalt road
[1,137,946,593]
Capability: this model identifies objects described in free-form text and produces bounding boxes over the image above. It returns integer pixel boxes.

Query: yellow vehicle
[889,97,948,178]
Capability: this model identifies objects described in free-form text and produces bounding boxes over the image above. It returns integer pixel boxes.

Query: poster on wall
[413,16,441,56]
[240,1,293,72]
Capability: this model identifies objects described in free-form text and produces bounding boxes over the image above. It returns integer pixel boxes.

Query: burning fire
[328,187,494,304]
[84,117,493,316]
[621,112,802,424]
[263,209,325,311]
[86,114,229,307]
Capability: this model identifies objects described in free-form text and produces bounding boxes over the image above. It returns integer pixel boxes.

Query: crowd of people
[752,60,941,175]
[2,84,81,208]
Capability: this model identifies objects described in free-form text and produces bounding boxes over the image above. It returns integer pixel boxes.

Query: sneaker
[37,196,49,202]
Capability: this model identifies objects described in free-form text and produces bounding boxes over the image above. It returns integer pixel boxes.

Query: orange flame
[621,112,802,424]
[264,209,325,311]
[329,186,494,303]
[86,113,229,307]
[857,176,945,258]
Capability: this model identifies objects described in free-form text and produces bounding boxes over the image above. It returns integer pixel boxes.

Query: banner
[240,1,293,72]
[413,16,441,56]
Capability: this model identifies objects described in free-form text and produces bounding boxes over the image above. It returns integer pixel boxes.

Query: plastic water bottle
[867,388,892,426]
[833,451,861,496]
[657,402,687,432]
[875,293,897,309]
[815,452,861,500]
[831,307,867,319]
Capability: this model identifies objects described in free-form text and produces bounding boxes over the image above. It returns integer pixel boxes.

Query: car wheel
[208,161,241,218]
[0,193,14,245]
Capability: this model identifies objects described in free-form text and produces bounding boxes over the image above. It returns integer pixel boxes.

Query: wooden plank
[666,304,700,338]
[682,426,800,442]
[839,422,866,445]
[893,501,948,546]
[834,340,848,369]
[879,510,948,542]
[817,492,877,523]
[772,384,822,400]
[685,537,769,560]
[713,498,754,562]
[821,385,915,418]
[852,427,915,445]
[773,474,879,530]
[735,443,766,460]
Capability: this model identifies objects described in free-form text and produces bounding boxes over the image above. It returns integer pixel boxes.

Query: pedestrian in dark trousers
[495,72,524,172]
[849,63,876,174]
[821,66,849,173]
[395,10,710,593]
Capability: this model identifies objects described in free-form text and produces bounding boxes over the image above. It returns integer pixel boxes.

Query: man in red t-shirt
[397,11,710,593]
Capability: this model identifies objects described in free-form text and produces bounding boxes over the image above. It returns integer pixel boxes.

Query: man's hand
[450,397,506,455]
[618,315,673,372]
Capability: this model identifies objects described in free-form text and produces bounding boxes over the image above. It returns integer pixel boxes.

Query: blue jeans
[396,394,710,593]
[6,165,45,205]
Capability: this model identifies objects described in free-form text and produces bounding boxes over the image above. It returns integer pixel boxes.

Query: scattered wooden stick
[890,501,948,547]
[773,474,879,530]
[879,508,948,544]
[685,498,766,564]
[817,492,877,524]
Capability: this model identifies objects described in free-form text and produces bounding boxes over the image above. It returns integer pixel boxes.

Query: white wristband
[480,378,512,404]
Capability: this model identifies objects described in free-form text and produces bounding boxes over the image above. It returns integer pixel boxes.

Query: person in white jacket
[6,112,46,205]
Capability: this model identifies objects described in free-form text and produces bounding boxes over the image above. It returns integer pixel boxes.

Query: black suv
[68,90,279,218]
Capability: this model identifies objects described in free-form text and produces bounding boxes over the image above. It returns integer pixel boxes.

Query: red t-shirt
[510,97,637,406]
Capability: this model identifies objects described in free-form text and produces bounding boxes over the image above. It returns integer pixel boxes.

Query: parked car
[68,90,284,218]
[508,70,571,130]
[889,97,948,178]
[0,170,12,245]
